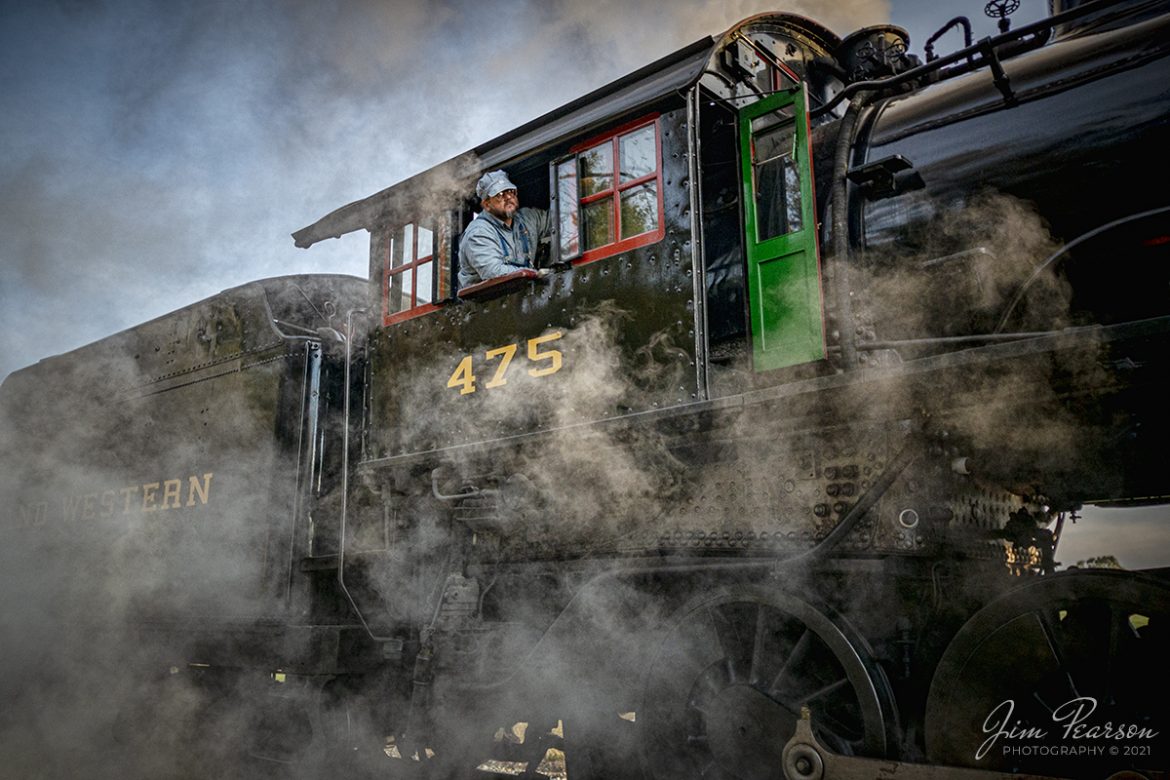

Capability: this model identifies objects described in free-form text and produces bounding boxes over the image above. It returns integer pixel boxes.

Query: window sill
[457,269,542,301]
[383,302,441,326]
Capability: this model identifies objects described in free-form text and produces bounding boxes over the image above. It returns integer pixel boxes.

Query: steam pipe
[980,38,1016,104]
[686,85,711,400]
[923,17,973,62]
[995,204,1170,333]
[850,331,1062,349]
[286,342,314,603]
[431,468,490,501]
[271,318,322,336]
[828,92,872,370]
[810,0,1138,119]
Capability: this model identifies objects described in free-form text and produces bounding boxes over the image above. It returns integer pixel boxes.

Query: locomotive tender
[3,0,1170,777]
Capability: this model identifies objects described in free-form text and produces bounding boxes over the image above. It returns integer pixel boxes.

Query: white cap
[476,170,517,200]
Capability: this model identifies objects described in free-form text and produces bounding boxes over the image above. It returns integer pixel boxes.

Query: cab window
[382,216,450,325]
[555,115,664,264]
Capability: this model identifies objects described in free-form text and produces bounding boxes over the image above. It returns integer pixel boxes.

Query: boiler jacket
[458,207,550,287]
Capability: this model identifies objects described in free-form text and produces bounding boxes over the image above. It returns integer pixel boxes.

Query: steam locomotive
[3,0,1170,777]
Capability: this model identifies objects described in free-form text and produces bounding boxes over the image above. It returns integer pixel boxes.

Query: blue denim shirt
[458,207,550,287]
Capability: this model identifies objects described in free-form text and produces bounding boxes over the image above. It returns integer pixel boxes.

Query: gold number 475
[447,332,563,395]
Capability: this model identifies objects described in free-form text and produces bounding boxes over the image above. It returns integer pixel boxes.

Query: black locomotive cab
[353,103,699,464]
[294,13,851,468]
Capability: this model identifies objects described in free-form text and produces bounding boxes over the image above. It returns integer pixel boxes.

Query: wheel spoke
[1031,689,1057,717]
[749,603,770,687]
[809,706,864,751]
[800,676,851,706]
[1060,599,1113,701]
[690,664,730,715]
[710,602,759,683]
[1036,608,1081,700]
[1102,604,1123,706]
[707,605,733,654]
[767,628,811,699]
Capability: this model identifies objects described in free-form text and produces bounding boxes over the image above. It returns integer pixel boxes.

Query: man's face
[483,188,518,222]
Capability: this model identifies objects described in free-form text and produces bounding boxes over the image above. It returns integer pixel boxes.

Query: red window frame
[735,35,801,93]
[564,114,666,265]
[382,220,444,326]
[770,57,800,92]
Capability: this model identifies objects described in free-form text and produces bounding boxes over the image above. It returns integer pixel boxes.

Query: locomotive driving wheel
[925,569,1170,777]
[639,586,898,780]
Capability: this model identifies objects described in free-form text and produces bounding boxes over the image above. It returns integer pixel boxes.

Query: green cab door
[739,86,825,372]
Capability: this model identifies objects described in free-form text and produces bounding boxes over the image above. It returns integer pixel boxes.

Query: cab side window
[555,115,664,264]
[382,216,450,325]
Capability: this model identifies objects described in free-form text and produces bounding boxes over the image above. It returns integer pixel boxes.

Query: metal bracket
[846,154,923,200]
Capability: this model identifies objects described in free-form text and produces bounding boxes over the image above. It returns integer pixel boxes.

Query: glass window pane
[417,225,433,260]
[752,123,802,241]
[750,107,795,134]
[402,223,415,264]
[557,159,580,258]
[619,125,656,182]
[388,267,413,313]
[620,183,658,239]
[773,65,798,91]
[579,143,613,197]
[582,197,614,251]
[416,261,432,305]
[388,229,402,269]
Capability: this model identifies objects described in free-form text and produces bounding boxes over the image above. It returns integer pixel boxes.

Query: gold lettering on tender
[63,494,84,521]
[82,493,98,521]
[142,482,160,512]
[120,486,140,513]
[186,473,213,507]
[100,490,116,518]
[161,479,182,510]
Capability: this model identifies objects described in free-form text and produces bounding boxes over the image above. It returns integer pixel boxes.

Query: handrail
[337,307,395,641]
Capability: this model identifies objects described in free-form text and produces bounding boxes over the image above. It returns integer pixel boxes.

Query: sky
[3,0,1167,567]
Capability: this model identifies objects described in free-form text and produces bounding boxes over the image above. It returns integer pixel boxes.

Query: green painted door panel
[739,86,825,372]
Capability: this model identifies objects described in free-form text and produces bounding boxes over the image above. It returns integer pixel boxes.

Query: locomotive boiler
[2,1,1169,778]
